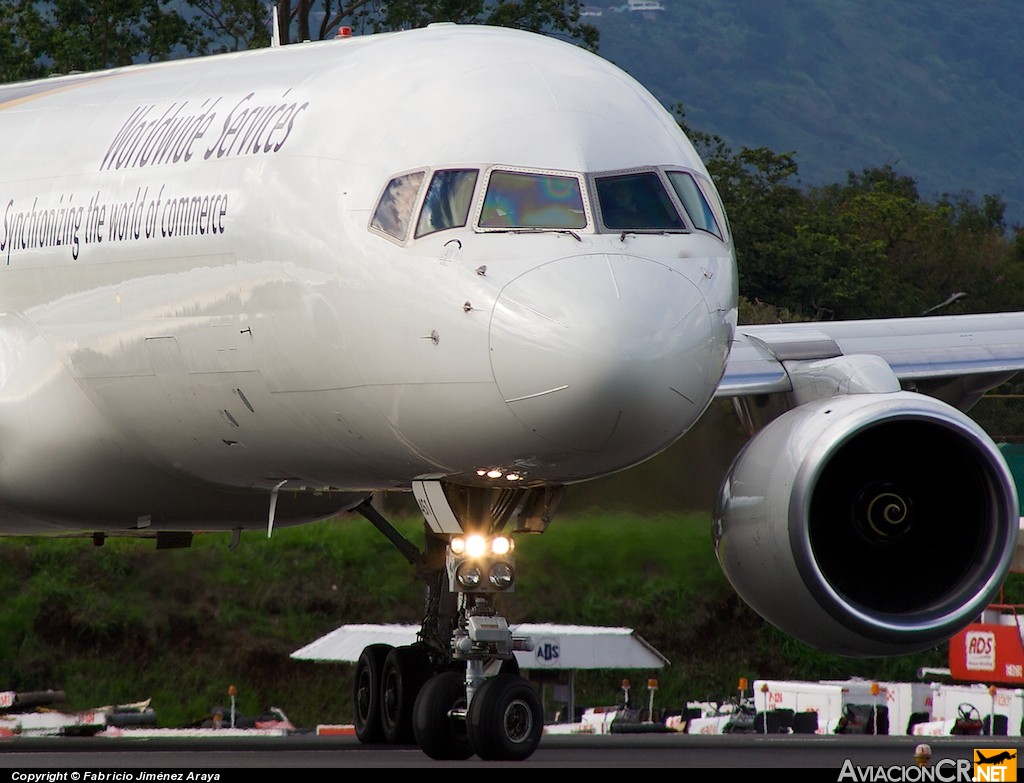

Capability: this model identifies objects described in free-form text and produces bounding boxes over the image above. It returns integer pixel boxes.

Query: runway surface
[0,733,1019,770]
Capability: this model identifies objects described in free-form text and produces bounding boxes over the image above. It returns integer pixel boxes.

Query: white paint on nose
[489,253,719,460]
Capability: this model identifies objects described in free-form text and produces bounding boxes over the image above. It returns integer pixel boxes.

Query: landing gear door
[413,480,463,534]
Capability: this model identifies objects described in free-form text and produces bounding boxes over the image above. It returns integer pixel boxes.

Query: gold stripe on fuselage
[0,71,126,112]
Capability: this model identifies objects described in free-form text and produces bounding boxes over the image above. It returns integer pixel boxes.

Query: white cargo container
[919,682,1024,737]
[823,679,934,735]
[752,679,889,734]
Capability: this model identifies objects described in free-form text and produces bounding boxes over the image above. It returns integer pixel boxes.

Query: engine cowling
[714,390,1019,657]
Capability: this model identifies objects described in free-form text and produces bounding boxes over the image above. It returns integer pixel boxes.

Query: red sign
[950,623,1024,683]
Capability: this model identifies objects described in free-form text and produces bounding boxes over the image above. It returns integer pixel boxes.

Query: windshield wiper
[486,228,582,241]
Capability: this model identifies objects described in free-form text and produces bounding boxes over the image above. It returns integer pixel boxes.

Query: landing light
[476,467,526,481]
[450,534,513,558]
[491,536,511,556]
[465,534,487,558]
[447,534,516,593]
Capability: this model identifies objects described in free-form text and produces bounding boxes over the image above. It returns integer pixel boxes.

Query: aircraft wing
[717,311,1024,408]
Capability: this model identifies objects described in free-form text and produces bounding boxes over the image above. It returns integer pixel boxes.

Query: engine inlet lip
[788,396,1019,644]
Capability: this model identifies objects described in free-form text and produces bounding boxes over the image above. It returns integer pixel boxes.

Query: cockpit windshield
[369,164,728,244]
[667,170,723,239]
[370,170,425,241]
[415,169,478,238]
[595,171,685,231]
[479,170,587,229]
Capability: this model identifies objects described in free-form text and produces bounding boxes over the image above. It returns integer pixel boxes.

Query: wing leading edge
[718,311,1024,408]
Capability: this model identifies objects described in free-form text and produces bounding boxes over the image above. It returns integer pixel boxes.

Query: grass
[0,508,963,727]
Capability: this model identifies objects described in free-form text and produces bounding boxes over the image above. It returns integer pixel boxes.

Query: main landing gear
[350,481,562,761]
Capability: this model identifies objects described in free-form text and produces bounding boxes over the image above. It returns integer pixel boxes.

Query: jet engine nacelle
[714,391,1019,657]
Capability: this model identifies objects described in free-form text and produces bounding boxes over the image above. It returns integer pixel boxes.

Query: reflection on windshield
[416,169,478,238]
[370,165,728,242]
[595,171,684,231]
[371,171,425,240]
[667,171,722,238]
[480,170,586,229]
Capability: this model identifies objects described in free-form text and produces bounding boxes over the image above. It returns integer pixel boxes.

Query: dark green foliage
[192,0,599,50]
[680,107,1024,321]
[11,0,205,76]
[0,2,48,82]
[0,518,428,727]
[185,0,271,51]
[3,1,597,75]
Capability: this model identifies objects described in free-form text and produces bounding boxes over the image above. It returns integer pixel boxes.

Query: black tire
[467,674,543,761]
[381,645,432,745]
[499,656,520,677]
[413,671,474,760]
[353,643,391,744]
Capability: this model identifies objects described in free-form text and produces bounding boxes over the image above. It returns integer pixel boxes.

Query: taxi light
[488,562,515,589]
[486,469,503,479]
[457,563,482,588]
[491,536,511,555]
[450,536,466,555]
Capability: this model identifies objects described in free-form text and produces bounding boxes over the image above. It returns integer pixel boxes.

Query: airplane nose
[489,254,719,461]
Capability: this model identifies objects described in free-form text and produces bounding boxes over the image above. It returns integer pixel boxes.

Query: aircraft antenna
[267,480,287,537]
[271,4,281,48]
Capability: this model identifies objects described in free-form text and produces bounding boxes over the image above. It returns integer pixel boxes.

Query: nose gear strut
[350,482,562,761]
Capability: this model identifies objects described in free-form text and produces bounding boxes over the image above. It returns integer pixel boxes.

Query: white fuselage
[0,25,736,531]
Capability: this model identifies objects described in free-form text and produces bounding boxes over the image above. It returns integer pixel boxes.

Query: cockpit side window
[595,172,685,231]
[667,171,723,239]
[479,170,587,229]
[370,170,426,241]
[415,169,479,238]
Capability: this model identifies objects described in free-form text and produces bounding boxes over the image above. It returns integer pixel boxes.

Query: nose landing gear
[350,482,561,761]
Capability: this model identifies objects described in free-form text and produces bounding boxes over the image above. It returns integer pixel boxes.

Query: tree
[804,167,1024,319]
[677,107,1022,321]
[676,106,809,315]
[1,1,598,79]
[8,0,205,76]
[184,0,272,52]
[183,0,599,52]
[0,2,47,82]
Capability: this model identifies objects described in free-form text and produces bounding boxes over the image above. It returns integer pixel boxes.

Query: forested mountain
[588,0,1024,226]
